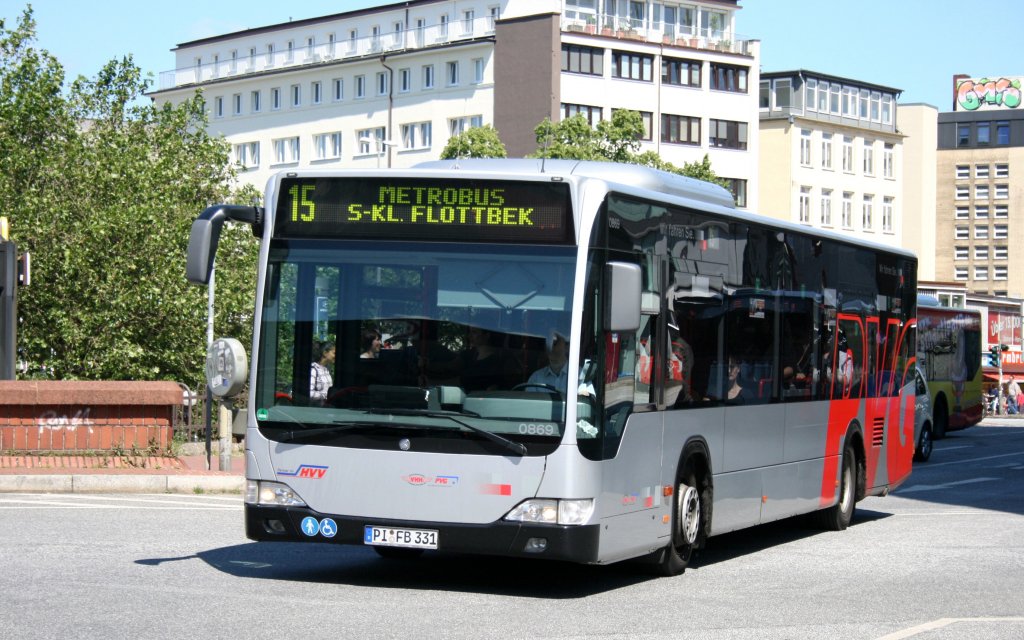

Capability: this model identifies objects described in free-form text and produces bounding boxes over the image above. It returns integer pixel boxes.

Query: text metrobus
[187,160,917,575]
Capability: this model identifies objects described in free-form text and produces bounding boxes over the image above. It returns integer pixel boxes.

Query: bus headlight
[504,499,594,525]
[245,480,307,507]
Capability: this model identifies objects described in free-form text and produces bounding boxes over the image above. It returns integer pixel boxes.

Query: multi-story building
[150,0,760,208]
[757,70,904,247]
[936,74,1024,298]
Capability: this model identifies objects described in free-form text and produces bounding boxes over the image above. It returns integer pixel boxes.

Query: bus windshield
[253,239,579,452]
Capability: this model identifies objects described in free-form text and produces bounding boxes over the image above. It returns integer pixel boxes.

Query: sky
[5,0,1023,110]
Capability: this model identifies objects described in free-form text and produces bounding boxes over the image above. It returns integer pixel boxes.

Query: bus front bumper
[245,504,601,563]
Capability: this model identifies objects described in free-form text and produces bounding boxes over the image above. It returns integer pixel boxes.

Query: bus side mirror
[605,261,641,332]
[186,205,263,285]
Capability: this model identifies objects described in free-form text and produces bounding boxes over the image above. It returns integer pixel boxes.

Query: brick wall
[0,381,182,452]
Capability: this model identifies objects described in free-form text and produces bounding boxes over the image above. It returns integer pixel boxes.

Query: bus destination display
[275,176,573,244]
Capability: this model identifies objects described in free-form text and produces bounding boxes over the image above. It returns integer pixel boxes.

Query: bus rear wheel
[815,441,857,531]
[654,465,708,576]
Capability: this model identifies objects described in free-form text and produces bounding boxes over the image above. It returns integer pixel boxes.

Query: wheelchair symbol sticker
[319,518,337,538]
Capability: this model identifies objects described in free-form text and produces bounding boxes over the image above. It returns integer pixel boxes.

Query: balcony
[159,16,496,90]
[560,14,754,55]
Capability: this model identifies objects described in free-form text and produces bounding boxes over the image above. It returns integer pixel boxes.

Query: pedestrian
[1008,376,1021,415]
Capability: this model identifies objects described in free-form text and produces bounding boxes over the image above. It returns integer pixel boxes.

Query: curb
[0,474,245,494]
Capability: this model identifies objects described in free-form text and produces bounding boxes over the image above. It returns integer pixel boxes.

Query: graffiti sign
[956,77,1022,111]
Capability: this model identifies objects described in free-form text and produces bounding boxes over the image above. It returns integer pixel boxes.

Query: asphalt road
[0,419,1021,640]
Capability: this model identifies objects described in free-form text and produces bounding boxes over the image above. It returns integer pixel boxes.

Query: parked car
[914,367,933,462]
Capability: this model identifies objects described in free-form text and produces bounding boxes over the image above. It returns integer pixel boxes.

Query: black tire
[932,397,948,440]
[373,546,425,560]
[914,422,933,462]
[653,462,709,576]
[816,441,857,531]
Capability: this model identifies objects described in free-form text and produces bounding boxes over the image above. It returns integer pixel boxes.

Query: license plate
[363,525,439,549]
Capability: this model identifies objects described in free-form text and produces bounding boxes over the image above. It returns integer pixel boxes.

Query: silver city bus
[187,159,917,575]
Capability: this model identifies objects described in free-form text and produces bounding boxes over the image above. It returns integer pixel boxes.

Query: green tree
[439,124,507,159]
[0,7,256,387]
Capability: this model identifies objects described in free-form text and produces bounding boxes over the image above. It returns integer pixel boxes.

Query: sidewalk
[0,452,245,494]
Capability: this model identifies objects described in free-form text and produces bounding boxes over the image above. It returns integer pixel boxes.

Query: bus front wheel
[654,463,709,576]
[815,441,857,531]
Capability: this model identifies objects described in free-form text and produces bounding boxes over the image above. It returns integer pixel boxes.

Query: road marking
[896,477,998,494]
[874,616,1024,639]
[935,445,972,451]
[923,450,1024,469]
[0,495,240,510]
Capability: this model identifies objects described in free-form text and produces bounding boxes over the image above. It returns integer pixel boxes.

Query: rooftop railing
[159,16,495,90]
[560,14,754,55]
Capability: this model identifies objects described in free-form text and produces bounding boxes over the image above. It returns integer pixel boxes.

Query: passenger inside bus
[360,329,382,359]
[461,327,516,393]
[309,340,335,405]
[725,355,756,404]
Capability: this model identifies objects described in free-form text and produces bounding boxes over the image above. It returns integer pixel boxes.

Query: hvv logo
[278,464,329,479]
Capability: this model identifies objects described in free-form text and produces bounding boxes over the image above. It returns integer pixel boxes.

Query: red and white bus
[187,159,917,575]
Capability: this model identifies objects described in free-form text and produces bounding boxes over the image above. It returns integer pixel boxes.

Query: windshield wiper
[277,422,391,443]
[366,408,528,457]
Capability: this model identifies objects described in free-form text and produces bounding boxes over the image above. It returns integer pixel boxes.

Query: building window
[473,58,484,84]
[881,94,893,125]
[842,193,853,229]
[213,96,223,118]
[562,44,604,76]
[233,142,259,169]
[820,189,833,226]
[882,143,894,178]
[774,79,792,109]
[955,185,970,200]
[976,205,989,218]
[817,80,829,112]
[976,184,990,200]
[821,133,833,170]
[954,225,969,240]
[377,71,389,95]
[614,108,652,140]
[882,196,894,233]
[995,245,1008,260]
[974,266,988,281]
[975,164,990,179]
[314,132,343,160]
[448,115,483,136]
[995,204,1008,218]
[357,127,386,154]
[562,103,602,126]
[799,129,812,166]
[710,62,748,92]
[709,118,747,150]
[994,224,1008,239]
[446,61,459,86]
[439,13,449,38]
[957,124,970,147]
[994,265,1008,280]
[805,78,816,112]
[954,266,968,281]
[995,184,1009,199]
[956,165,970,180]
[977,122,990,145]
[661,113,700,145]
[401,121,432,150]
[974,246,989,260]
[863,140,874,176]
[663,57,700,87]
[842,86,856,116]
[286,40,295,62]
[799,187,811,224]
[423,65,435,89]
[842,136,854,173]
[462,9,475,34]
[859,89,869,119]
[311,81,322,104]
[870,92,881,122]
[332,78,343,101]
[862,194,874,231]
[251,90,261,113]
[271,87,281,110]
[955,206,969,219]
[273,136,300,164]
[995,163,1009,178]
[355,75,366,98]
[954,246,968,260]
[996,121,1010,145]
[975,224,989,240]
[232,93,242,115]
[290,84,301,107]
[399,68,411,92]
[721,178,747,208]
[611,51,653,82]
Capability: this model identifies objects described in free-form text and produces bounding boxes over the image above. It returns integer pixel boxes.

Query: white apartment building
[151,0,760,208]
[758,70,904,247]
